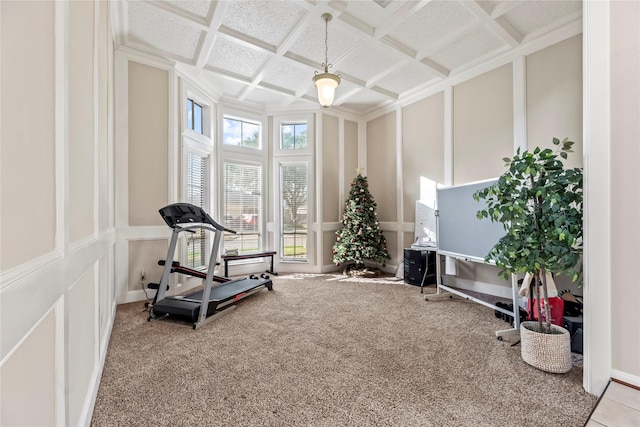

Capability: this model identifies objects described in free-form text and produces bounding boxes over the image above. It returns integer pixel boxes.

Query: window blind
[223,162,262,253]
[186,151,207,268]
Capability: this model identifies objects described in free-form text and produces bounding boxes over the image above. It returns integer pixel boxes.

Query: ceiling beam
[373,0,432,40]
[194,1,229,69]
[462,0,522,47]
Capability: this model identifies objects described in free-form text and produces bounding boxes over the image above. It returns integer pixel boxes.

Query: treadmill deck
[152,276,273,324]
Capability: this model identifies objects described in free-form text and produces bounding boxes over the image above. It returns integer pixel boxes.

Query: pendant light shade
[313,13,340,108]
[313,72,340,108]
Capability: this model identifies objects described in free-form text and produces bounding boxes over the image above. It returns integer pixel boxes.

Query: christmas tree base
[341,264,382,278]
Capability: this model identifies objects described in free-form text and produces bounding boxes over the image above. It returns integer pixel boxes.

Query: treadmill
[149,203,273,329]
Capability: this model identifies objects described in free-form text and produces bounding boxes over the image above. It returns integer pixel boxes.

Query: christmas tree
[333,170,391,269]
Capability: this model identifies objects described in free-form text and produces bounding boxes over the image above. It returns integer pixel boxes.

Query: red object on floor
[532,297,565,326]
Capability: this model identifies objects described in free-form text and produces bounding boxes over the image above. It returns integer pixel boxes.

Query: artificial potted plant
[474,137,583,373]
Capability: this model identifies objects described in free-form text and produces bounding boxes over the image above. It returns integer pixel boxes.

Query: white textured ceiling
[113,0,582,115]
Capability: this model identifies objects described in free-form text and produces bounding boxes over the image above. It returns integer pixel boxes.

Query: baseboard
[120,288,151,304]
[611,369,640,389]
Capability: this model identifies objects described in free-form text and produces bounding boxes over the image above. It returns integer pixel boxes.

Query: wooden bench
[220,251,277,277]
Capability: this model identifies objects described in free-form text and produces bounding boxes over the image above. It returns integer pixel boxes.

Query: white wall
[114,54,175,305]
[0,1,116,425]
[2,6,629,424]
[609,0,640,387]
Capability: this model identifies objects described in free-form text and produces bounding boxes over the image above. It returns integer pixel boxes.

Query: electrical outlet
[140,269,145,280]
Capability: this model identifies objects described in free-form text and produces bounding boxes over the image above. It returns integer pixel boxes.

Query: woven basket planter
[520,321,572,373]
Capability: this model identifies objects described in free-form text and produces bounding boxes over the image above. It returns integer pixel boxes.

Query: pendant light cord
[323,14,330,72]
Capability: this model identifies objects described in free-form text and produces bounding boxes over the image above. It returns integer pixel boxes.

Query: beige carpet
[91,273,596,426]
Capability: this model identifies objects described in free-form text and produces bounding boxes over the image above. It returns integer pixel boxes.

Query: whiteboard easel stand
[425,254,520,339]
[424,208,520,340]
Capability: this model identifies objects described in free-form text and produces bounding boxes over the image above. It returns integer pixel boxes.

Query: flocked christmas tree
[333,169,391,270]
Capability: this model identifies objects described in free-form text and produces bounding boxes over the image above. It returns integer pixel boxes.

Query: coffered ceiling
[112,0,583,115]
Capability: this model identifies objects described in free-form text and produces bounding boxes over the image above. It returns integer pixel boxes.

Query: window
[223,117,260,149]
[187,98,203,134]
[274,116,313,263]
[185,150,208,269]
[281,122,307,150]
[182,86,212,270]
[280,163,308,260]
[223,162,262,254]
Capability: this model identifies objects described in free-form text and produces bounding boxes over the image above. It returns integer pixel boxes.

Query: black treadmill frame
[150,203,272,329]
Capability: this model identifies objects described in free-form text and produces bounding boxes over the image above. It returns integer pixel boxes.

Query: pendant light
[312,13,341,108]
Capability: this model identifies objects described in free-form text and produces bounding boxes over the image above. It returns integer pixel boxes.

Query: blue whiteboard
[436,179,505,262]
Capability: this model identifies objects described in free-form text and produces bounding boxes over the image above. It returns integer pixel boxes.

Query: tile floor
[585,381,640,426]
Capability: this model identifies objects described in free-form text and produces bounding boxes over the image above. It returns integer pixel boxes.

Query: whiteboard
[436,179,505,262]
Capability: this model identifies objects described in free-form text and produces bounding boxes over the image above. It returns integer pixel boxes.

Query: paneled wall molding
[307,221,321,233]
[66,264,100,425]
[377,221,402,232]
[0,295,59,365]
[68,235,100,254]
[315,112,325,268]
[338,116,345,218]
[167,65,179,205]
[358,121,366,172]
[399,223,416,233]
[0,232,115,362]
[394,107,404,256]
[54,296,66,426]
[0,228,114,289]
[512,55,527,152]
[0,251,63,290]
[84,306,115,427]
[56,0,70,258]
[114,239,130,304]
[443,85,453,186]
[583,0,612,396]
[1,2,116,425]
[363,20,582,123]
[116,45,176,69]
[118,226,172,240]
[109,0,125,47]
[320,222,341,231]
[114,52,130,230]
[114,50,176,230]
[93,1,101,240]
[320,109,363,127]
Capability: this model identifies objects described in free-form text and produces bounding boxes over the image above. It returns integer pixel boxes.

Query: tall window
[185,150,208,269]
[183,88,212,270]
[280,163,308,260]
[281,122,307,149]
[187,98,203,134]
[223,162,262,254]
[223,117,260,149]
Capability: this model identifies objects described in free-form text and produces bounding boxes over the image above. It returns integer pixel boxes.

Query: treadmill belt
[181,277,270,303]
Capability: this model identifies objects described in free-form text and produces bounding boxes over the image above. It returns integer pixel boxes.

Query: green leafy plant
[473,138,583,334]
